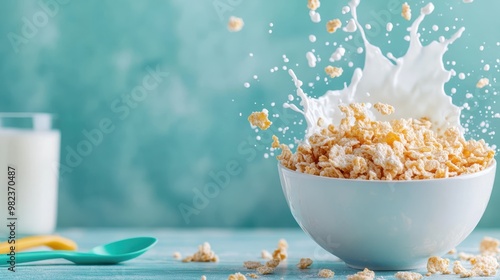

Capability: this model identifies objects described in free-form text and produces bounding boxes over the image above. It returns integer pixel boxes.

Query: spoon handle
[0,251,73,265]
[0,235,77,253]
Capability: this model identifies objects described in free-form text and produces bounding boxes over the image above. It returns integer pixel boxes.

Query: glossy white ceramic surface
[278,161,496,270]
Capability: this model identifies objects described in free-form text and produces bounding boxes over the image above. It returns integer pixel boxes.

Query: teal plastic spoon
[0,237,157,265]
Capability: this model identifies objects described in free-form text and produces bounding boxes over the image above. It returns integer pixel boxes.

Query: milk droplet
[357,47,363,54]
[342,6,350,14]
[479,45,484,51]
[484,64,490,71]
[386,22,393,32]
[365,24,371,30]
[348,61,354,67]
[263,153,269,159]
[244,82,250,88]
[288,94,294,101]
[329,47,346,62]
[309,35,317,43]
[253,75,258,79]
[256,136,261,140]
[451,88,457,94]
[309,10,321,23]
[432,25,439,31]
[249,53,254,57]
[463,0,473,3]
[269,30,273,34]
[271,102,275,107]
[458,73,466,80]
[404,35,410,41]
[269,23,274,27]
[343,19,357,32]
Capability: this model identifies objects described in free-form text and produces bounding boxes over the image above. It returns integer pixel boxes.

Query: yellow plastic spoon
[0,235,77,253]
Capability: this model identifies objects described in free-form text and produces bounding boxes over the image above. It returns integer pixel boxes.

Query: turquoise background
[0,0,498,228]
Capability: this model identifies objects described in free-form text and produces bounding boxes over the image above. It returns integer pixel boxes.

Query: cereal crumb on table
[277,103,495,180]
[246,273,259,279]
[297,257,313,269]
[427,256,450,275]
[173,252,182,259]
[248,110,272,130]
[228,16,244,32]
[325,66,343,78]
[256,265,275,275]
[228,272,247,280]
[394,271,423,280]
[402,2,411,20]
[480,236,500,255]
[458,252,475,261]
[182,242,218,263]
[201,276,207,280]
[470,255,499,276]
[318,269,335,278]
[272,239,288,260]
[243,261,262,269]
[261,250,272,260]
[476,78,489,88]
[308,0,320,11]
[326,19,342,33]
[373,102,394,115]
[266,259,280,268]
[453,261,474,278]
[347,268,375,280]
[447,248,457,255]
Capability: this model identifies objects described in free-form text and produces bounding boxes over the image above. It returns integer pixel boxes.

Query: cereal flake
[453,260,474,278]
[318,269,335,278]
[394,271,423,280]
[243,261,262,269]
[476,78,489,88]
[402,3,411,20]
[297,258,313,269]
[326,19,342,33]
[182,242,218,263]
[347,268,375,280]
[228,272,247,280]
[308,0,320,11]
[325,66,343,79]
[427,256,450,275]
[228,16,244,32]
[248,110,272,130]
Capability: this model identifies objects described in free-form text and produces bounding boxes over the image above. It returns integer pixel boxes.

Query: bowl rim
[278,159,496,183]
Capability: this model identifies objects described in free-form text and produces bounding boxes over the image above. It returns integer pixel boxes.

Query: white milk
[0,129,60,238]
[286,1,465,140]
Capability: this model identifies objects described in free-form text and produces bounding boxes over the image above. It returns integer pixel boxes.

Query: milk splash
[285,1,465,139]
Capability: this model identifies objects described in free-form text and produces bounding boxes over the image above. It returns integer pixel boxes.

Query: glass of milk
[0,113,60,239]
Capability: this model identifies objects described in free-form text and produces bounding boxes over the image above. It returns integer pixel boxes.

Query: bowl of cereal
[276,103,496,270]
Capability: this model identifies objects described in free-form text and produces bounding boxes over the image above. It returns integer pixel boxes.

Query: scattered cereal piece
[347,268,375,280]
[266,259,280,268]
[173,252,182,260]
[470,255,499,276]
[394,271,423,280]
[272,135,280,149]
[182,242,219,263]
[248,110,272,130]
[228,272,247,280]
[243,261,262,269]
[278,239,288,249]
[261,250,272,260]
[308,0,320,11]
[277,103,495,180]
[325,66,343,78]
[326,19,342,33]
[458,252,475,261]
[297,258,313,269]
[447,248,457,255]
[476,78,489,88]
[228,16,244,32]
[246,273,259,279]
[402,3,411,20]
[201,276,207,280]
[427,256,450,275]
[479,236,500,255]
[318,269,335,278]
[453,260,475,278]
[373,102,395,116]
[256,265,275,275]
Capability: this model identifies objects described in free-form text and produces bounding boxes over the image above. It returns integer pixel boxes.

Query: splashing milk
[285,1,465,140]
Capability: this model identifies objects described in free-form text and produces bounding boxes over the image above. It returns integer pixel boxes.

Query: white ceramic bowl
[278,161,496,270]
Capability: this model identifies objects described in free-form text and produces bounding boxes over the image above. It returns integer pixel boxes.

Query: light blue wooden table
[1,228,499,279]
